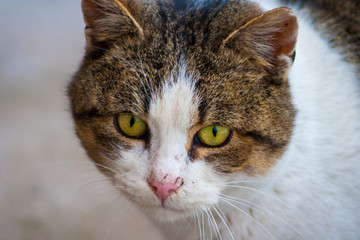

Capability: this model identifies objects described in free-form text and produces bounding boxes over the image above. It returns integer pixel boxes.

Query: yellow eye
[196,126,231,147]
[115,113,148,138]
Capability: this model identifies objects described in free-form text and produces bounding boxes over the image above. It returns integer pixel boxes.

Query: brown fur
[68,0,297,175]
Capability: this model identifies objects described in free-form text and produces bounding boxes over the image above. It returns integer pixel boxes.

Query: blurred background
[0,1,162,239]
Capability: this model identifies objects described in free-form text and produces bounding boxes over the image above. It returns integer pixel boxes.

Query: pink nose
[149,180,180,203]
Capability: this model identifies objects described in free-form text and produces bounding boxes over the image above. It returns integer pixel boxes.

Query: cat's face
[69,0,297,221]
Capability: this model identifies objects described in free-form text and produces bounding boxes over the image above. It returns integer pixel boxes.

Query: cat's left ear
[222,7,298,69]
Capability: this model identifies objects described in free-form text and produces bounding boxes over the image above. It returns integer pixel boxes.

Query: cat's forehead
[148,61,199,132]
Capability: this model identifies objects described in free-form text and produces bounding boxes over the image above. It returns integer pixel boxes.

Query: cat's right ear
[221,7,298,71]
[81,0,145,50]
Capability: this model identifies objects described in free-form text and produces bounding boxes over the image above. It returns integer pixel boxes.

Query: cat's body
[68,0,360,239]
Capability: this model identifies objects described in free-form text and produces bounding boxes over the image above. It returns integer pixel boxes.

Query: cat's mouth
[144,203,198,221]
[122,189,191,213]
[151,198,189,212]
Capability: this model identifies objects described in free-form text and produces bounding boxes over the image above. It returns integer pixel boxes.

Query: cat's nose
[148,178,184,203]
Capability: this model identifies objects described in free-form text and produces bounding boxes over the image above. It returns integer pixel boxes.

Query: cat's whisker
[56,170,110,202]
[220,194,305,239]
[194,212,199,240]
[201,210,206,240]
[209,206,222,240]
[189,214,197,234]
[213,204,235,240]
[208,215,214,240]
[75,180,118,201]
[63,179,119,209]
[195,212,203,240]
[220,197,277,240]
[92,162,121,176]
[204,206,222,240]
[222,179,266,185]
[104,212,116,240]
[203,207,214,240]
[222,184,300,214]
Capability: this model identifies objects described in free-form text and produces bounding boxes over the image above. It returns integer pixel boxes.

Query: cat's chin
[141,205,197,222]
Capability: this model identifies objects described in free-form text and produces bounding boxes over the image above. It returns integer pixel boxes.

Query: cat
[68,0,360,239]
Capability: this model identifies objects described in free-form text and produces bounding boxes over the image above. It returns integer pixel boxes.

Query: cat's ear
[81,0,145,50]
[222,7,298,69]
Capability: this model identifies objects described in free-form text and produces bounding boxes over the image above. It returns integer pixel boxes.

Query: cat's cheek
[111,146,153,196]
[182,161,225,205]
[115,145,149,173]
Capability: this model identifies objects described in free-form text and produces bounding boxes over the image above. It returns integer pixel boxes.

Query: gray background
[0,1,163,239]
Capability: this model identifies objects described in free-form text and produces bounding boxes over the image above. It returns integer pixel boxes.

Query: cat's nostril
[151,184,158,193]
[148,179,182,203]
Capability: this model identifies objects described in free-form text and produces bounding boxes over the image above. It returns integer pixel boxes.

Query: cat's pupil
[130,117,135,127]
[212,126,218,137]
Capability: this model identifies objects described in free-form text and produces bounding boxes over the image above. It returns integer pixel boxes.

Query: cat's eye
[195,126,231,147]
[114,113,148,138]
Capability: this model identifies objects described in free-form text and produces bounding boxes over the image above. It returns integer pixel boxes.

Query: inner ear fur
[222,7,298,68]
[82,0,145,49]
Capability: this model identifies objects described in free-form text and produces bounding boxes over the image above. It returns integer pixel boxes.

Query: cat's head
[68,0,297,221]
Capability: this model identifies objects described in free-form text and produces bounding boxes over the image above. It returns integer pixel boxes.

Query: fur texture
[68,0,360,239]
